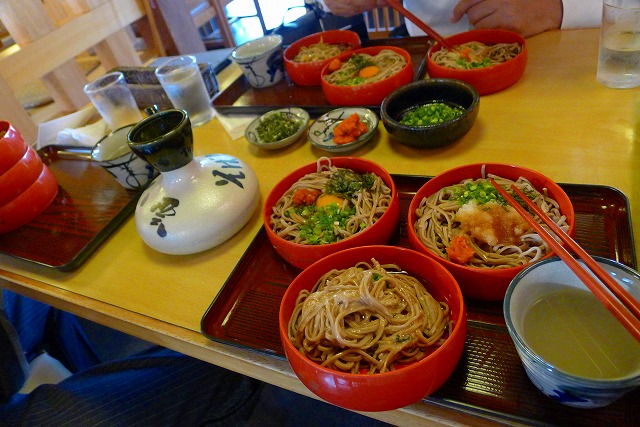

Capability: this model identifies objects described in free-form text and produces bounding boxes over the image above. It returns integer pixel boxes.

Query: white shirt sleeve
[561,0,603,29]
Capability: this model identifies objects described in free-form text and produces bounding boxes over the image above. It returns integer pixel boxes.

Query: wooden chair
[364,6,403,39]
[0,0,150,143]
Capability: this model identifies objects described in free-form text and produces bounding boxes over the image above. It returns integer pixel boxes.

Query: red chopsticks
[488,178,640,343]
[386,0,455,51]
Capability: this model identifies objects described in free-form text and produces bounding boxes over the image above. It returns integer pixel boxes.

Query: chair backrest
[0,0,147,143]
[364,6,403,39]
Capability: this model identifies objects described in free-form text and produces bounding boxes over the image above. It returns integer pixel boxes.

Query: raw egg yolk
[358,66,381,79]
[316,194,345,208]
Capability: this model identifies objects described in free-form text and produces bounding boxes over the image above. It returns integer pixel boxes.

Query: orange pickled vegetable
[328,58,342,73]
[446,235,475,265]
[292,188,320,206]
[333,113,368,145]
[358,65,381,79]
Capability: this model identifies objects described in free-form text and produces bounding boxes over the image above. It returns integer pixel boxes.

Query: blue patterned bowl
[504,256,640,408]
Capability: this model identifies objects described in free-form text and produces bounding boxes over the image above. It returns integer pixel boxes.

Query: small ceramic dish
[308,107,378,152]
[245,107,310,150]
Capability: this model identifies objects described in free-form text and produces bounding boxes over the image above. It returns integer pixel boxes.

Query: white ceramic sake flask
[127,109,259,255]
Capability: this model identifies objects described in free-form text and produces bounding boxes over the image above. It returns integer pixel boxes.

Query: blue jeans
[0,291,261,426]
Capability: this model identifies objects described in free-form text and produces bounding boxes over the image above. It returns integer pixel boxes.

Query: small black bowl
[380,79,480,148]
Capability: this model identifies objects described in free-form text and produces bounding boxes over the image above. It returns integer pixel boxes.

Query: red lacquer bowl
[0,121,28,176]
[284,30,361,86]
[0,145,45,206]
[263,157,400,269]
[0,162,58,234]
[407,163,575,301]
[279,245,467,412]
[321,45,413,106]
[427,29,527,95]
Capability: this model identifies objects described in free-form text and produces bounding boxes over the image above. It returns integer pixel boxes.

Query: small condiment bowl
[380,79,480,148]
[504,256,640,408]
[244,107,310,150]
[308,107,378,152]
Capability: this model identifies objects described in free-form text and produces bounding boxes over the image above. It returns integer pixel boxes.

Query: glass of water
[597,0,640,88]
[84,72,143,131]
[155,56,215,127]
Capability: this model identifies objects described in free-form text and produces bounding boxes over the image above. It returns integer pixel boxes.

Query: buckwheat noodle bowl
[284,30,361,86]
[292,40,351,63]
[426,29,528,95]
[321,46,413,105]
[270,157,391,245]
[263,157,400,269]
[431,41,522,70]
[407,163,575,300]
[414,172,568,269]
[288,258,451,374]
[278,245,467,411]
[323,49,407,85]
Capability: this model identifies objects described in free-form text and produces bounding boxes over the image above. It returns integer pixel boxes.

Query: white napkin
[215,109,258,140]
[36,106,107,150]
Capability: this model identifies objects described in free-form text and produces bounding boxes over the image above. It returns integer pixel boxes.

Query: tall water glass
[84,72,143,130]
[155,56,215,127]
[597,0,640,88]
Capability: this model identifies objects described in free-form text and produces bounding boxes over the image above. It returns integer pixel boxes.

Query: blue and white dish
[245,107,310,150]
[504,256,640,408]
[308,107,378,153]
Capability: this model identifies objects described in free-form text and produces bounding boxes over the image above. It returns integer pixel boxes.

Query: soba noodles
[432,41,522,69]
[270,158,392,245]
[292,40,351,63]
[323,49,407,86]
[414,170,569,269]
[288,258,451,374]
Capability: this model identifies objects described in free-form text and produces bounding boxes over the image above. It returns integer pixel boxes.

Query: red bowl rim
[263,157,399,253]
[407,162,575,275]
[0,121,28,175]
[278,245,467,380]
[0,163,58,234]
[283,29,361,65]
[427,28,527,73]
[0,145,44,206]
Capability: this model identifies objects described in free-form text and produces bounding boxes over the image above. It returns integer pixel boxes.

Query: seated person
[0,290,261,426]
[319,0,602,38]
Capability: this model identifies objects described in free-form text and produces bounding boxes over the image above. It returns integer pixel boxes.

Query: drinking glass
[83,72,143,130]
[155,56,215,127]
[597,0,640,88]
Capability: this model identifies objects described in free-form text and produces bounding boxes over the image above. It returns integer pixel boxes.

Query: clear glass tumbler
[155,56,215,127]
[597,0,640,88]
[83,72,143,130]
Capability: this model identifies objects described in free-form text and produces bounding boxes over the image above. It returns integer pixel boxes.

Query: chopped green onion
[256,112,301,143]
[400,102,465,126]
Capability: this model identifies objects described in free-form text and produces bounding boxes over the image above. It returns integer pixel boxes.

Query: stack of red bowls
[0,121,58,234]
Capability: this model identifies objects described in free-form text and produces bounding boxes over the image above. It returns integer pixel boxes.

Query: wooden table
[1,28,639,426]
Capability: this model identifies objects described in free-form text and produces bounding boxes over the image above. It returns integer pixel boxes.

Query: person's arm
[321,0,388,16]
[560,0,602,29]
[452,0,563,38]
